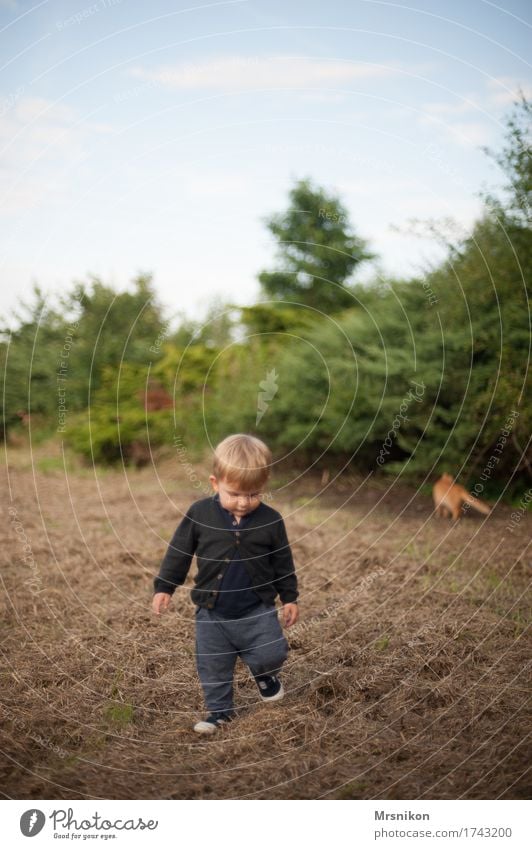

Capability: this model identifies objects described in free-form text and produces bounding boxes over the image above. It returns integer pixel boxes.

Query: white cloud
[423,99,475,117]
[169,171,251,200]
[418,110,494,147]
[486,76,532,106]
[127,55,402,92]
[420,76,532,140]
[450,121,496,145]
[341,176,428,196]
[0,96,112,214]
[298,91,349,104]
[423,77,532,118]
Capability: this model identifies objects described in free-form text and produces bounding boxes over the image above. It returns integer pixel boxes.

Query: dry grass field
[1,440,530,800]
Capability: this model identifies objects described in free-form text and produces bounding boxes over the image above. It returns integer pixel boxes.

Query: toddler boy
[152,433,299,734]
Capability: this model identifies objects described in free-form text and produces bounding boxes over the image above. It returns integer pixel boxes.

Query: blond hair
[213,433,272,489]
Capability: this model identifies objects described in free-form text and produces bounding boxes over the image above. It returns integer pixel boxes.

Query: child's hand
[281,603,299,628]
[152,592,172,615]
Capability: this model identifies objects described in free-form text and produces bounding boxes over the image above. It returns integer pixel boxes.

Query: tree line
[1,98,530,500]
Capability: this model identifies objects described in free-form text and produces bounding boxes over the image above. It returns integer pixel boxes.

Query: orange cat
[432,473,491,520]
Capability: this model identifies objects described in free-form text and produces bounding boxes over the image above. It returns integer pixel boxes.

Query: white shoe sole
[194,721,218,735]
[194,717,232,735]
[259,681,285,702]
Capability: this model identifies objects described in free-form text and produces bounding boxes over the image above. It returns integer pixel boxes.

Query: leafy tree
[60,272,167,407]
[237,303,319,336]
[0,285,69,437]
[258,177,374,314]
[65,362,176,464]
[425,97,531,488]
[1,273,168,441]
[484,93,531,227]
[168,295,236,349]
[252,99,531,495]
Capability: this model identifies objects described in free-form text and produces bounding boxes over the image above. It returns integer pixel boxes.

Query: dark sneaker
[255,674,285,702]
[193,712,234,735]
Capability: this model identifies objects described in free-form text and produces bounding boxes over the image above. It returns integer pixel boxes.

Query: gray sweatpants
[195,602,289,715]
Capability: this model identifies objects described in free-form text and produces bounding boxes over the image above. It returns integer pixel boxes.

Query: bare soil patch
[1,442,530,799]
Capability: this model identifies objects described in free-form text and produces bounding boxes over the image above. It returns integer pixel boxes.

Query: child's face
[209,475,263,517]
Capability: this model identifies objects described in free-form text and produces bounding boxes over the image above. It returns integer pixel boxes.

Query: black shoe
[193,712,234,735]
[255,674,285,702]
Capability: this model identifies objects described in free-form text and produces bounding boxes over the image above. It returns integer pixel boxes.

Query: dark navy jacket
[153,494,299,610]
[212,493,264,617]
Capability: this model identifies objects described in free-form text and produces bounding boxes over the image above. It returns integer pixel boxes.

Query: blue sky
[1,0,530,324]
